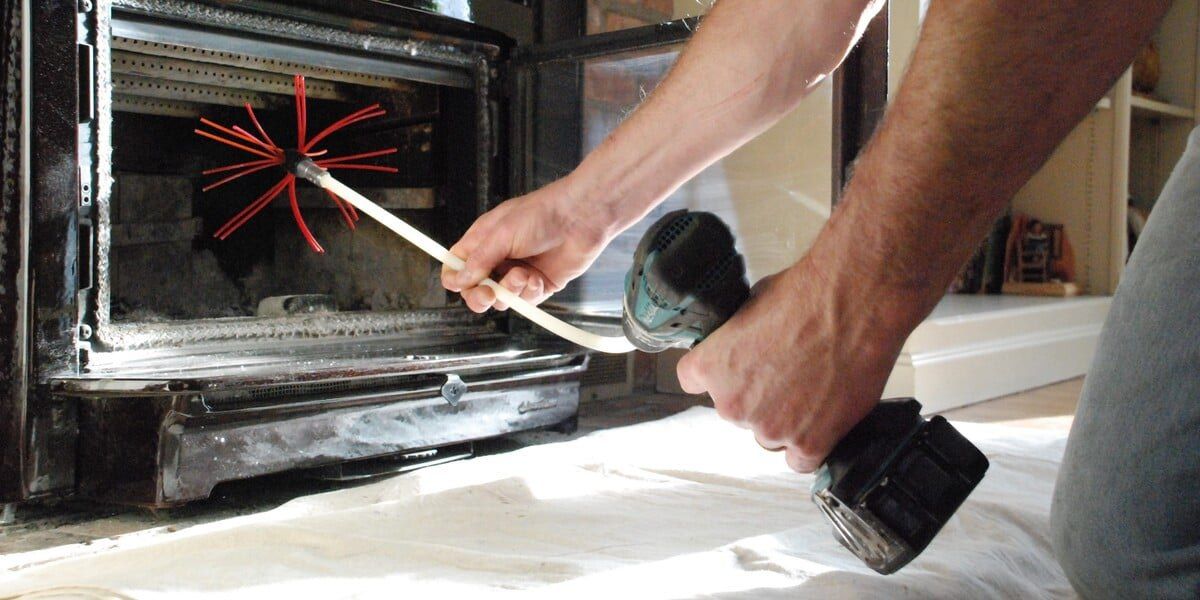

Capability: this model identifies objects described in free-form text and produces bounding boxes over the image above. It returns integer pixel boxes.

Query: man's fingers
[754,433,785,452]
[683,348,752,428]
[443,231,484,292]
[675,352,708,395]
[748,272,779,297]
[784,447,822,474]
[462,286,497,313]
[455,228,513,290]
[493,269,530,311]
[520,275,544,304]
[441,265,463,292]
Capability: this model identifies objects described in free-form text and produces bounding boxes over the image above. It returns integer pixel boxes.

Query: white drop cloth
[0,407,1074,599]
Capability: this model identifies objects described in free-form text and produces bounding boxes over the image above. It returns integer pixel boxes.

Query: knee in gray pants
[1049,127,1200,599]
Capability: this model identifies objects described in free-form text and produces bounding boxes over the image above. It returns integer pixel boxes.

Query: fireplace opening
[107,37,463,323]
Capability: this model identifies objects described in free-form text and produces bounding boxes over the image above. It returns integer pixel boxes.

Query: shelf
[914,295,1109,329]
[1130,95,1195,120]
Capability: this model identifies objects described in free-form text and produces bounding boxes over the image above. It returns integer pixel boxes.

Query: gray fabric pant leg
[1050,127,1200,599]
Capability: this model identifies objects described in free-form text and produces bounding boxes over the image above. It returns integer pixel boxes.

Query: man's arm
[828,0,1170,332]
[677,0,1172,472]
[445,0,886,311]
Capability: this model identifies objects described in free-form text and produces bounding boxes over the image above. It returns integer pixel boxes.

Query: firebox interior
[108,37,465,322]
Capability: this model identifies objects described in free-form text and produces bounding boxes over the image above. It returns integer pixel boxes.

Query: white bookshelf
[1126,0,1199,234]
[1130,95,1194,120]
[885,1,1198,410]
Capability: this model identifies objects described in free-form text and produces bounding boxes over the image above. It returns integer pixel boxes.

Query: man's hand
[441,176,610,312]
[675,255,909,473]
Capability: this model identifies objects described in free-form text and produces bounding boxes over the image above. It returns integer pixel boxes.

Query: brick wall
[587,0,674,34]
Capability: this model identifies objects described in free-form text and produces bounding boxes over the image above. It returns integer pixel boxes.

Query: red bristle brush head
[194,74,399,253]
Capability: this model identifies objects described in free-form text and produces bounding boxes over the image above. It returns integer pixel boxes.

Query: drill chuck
[621,210,749,352]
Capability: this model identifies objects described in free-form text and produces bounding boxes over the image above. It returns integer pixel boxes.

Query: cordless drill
[622,210,990,575]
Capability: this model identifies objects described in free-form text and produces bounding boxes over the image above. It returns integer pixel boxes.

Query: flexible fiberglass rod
[294,159,638,354]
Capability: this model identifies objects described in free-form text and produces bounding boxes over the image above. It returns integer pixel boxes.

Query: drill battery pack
[811,398,989,574]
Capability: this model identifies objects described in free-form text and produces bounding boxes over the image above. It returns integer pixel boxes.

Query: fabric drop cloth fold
[0,407,1074,599]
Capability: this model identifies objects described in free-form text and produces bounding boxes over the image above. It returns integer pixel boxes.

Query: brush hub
[283,148,306,176]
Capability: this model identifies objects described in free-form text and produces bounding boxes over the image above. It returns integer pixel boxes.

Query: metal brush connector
[293,157,328,186]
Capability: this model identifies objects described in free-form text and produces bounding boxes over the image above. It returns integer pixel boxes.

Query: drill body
[621,210,990,574]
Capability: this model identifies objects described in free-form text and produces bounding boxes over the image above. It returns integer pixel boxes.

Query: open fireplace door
[506,8,889,315]
[506,18,701,318]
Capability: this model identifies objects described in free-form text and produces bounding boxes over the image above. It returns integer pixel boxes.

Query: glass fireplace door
[511,17,837,314]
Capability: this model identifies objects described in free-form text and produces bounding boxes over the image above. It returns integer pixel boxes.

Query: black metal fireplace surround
[0,1,884,509]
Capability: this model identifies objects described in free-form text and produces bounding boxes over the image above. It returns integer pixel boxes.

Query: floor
[0,378,1084,555]
[943,376,1082,432]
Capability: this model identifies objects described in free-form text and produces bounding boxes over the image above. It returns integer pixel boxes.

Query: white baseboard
[652,296,1111,414]
[883,295,1111,413]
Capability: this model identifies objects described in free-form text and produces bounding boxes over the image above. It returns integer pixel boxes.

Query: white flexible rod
[296,160,637,354]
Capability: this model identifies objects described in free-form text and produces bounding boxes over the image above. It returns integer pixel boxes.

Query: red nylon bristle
[245,103,277,149]
[214,175,292,240]
[300,80,308,145]
[287,179,324,253]
[303,104,385,152]
[295,74,308,149]
[201,161,280,192]
[325,188,359,221]
[319,110,388,136]
[307,104,379,138]
[231,125,279,154]
[322,164,400,174]
[202,157,278,176]
[194,129,278,161]
[199,118,278,154]
[315,148,398,165]
[326,190,357,229]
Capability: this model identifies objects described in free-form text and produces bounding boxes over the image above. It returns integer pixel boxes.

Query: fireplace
[0,0,704,509]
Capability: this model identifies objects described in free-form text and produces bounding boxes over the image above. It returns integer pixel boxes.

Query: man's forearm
[811,0,1171,334]
[566,0,886,240]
